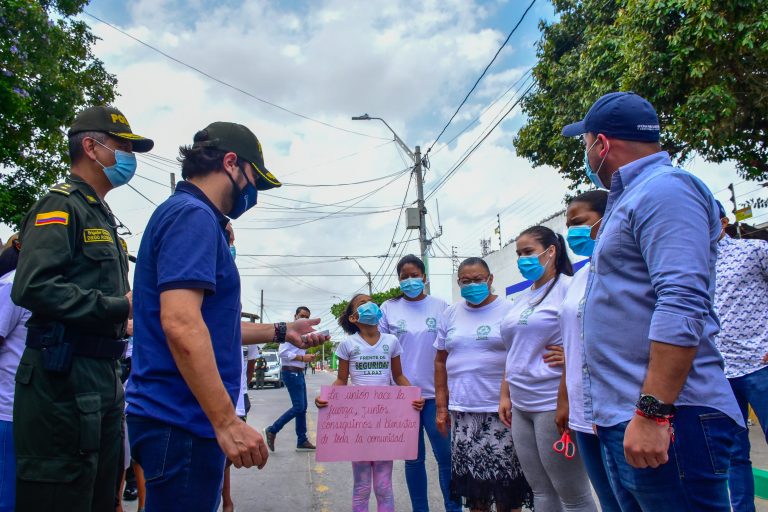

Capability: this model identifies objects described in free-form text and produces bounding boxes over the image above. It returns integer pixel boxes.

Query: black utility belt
[282,366,304,373]
[26,327,126,360]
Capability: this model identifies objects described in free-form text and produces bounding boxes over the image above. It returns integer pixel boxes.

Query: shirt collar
[608,151,672,194]
[175,181,229,230]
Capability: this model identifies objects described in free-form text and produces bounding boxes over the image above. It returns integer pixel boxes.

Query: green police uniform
[10,106,152,512]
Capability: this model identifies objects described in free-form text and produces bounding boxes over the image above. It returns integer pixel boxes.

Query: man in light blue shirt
[562,92,743,511]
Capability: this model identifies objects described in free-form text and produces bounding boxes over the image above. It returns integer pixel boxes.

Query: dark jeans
[598,406,741,512]
[13,349,123,512]
[728,366,768,512]
[127,415,226,512]
[573,430,621,512]
[404,398,461,512]
[267,369,308,446]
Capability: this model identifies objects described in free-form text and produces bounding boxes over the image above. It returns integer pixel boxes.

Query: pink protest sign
[316,385,420,462]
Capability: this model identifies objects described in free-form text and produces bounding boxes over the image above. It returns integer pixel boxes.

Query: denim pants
[728,366,768,512]
[267,369,308,446]
[127,415,226,512]
[404,398,461,512]
[597,406,741,512]
[0,420,14,512]
[573,430,621,512]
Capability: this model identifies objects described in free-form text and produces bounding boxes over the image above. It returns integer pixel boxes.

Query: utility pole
[414,146,428,288]
[496,213,503,250]
[451,245,459,273]
[344,257,373,296]
[259,289,264,323]
[728,183,741,239]
[170,172,176,194]
[352,114,431,294]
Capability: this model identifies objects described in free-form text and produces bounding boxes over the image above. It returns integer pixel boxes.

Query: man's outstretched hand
[286,318,331,348]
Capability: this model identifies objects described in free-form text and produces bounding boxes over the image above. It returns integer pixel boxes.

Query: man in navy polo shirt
[562,93,742,511]
[127,122,328,511]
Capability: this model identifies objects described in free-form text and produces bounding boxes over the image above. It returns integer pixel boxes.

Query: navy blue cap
[715,200,727,219]
[561,92,660,142]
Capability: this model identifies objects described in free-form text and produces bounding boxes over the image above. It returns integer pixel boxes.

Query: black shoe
[264,427,276,452]
[296,440,316,452]
[123,486,138,501]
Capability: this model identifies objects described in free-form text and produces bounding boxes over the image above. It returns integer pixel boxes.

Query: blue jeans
[728,366,768,512]
[573,430,621,512]
[267,369,308,445]
[597,406,741,512]
[0,421,14,512]
[404,399,461,512]
[127,415,226,512]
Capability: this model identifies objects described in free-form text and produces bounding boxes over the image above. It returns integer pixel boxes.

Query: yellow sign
[735,206,753,222]
[83,228,114,243]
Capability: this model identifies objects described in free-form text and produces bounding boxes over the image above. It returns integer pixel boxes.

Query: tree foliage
[515,0,768,187]
[329,287,402,321]
[0,0,117,228]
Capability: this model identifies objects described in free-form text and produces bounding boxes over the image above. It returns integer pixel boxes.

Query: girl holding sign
[316,294,424,512]
[378,255,460,512]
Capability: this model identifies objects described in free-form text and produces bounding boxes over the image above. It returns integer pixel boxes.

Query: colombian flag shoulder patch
[35,211,69,227]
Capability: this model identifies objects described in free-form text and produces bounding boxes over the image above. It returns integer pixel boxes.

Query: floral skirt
[450,411,534,511]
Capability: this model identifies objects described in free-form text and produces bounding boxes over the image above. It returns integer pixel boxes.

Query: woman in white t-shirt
[379,254,459,512]
[500,225,596,512]
[557,190,621,511]
[316,293,424,512]
[435,257,532,512]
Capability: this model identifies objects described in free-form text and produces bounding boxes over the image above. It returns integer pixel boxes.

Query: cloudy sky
[5,0,761,336]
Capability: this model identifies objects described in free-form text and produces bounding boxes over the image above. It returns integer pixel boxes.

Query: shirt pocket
[594,224,624,275]
[82,243,119,294]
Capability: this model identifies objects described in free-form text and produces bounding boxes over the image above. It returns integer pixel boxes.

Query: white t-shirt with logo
[435,297,514,413]
[502,276,571,413]
[0,270,30,422]
[379,295,448,399]
[335,333,402,386]
[558,265,591,433]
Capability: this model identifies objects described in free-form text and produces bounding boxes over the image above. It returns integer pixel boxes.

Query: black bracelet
[273,322,287,343]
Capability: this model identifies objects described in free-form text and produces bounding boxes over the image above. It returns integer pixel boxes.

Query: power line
[84,11,388,141]
[126,183,158,206]
[424,0,537,155]
[426,81,536,200]
[281,167,408,187]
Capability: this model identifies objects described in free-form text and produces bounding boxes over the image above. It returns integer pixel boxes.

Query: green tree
[515,0,768,187]
[0,0,117,228]
[330,287,402,320]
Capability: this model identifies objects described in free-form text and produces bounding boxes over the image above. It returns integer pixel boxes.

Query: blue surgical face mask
[356,302,382,325]
[399,277,425,298]
[566,219,602,257]
[517,248,552,281]
[93,139,137,187]
[227,164,258,219]
[584,139,607,189]
[460,281,490,305]
[229,245,236,260]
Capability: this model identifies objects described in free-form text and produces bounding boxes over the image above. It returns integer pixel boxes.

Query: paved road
[122,370,768,511]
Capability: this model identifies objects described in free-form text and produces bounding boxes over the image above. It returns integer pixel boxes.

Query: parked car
[261,351,283,388]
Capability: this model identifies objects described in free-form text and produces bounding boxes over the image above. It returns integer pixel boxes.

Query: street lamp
[352,114,430,293]
[343,257,373,296]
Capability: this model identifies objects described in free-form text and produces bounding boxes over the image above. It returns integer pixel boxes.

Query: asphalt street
[121,370,768,511]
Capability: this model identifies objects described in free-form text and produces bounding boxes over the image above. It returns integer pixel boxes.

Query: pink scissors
[553,431,576,459]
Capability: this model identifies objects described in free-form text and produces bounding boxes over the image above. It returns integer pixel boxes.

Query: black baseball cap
[192,122,281,190]
[562,92,660,142]
[68,106,154,152]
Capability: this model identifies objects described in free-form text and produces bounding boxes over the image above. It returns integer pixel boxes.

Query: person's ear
[82,137,99,162]
[597,134,611,159]
[222,152,239,176]
[487,274,494,288]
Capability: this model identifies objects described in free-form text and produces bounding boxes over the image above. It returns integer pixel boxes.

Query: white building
[451,209,589,302]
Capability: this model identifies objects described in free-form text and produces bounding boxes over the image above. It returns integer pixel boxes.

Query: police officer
[11,106,153,511]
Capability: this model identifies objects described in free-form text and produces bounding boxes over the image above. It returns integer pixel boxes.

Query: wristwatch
[636,394,676,418]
